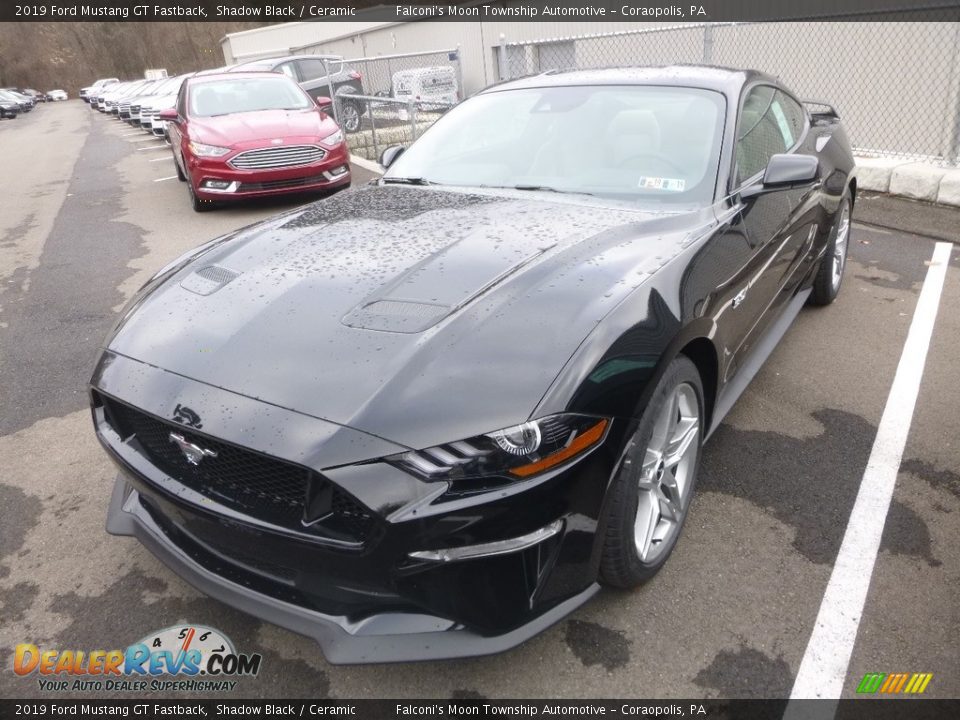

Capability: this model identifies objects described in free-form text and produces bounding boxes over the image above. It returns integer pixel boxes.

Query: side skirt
[706,287,812,440]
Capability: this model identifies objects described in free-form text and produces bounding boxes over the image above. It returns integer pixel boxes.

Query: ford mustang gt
[91,66,856,663]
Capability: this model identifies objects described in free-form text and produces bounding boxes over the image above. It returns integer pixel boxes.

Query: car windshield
[386,84,726,205]
[189,77,312,117]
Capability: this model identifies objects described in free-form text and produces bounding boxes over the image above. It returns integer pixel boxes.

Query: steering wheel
[617,153,686,175]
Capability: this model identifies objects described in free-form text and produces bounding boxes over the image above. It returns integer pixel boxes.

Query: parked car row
[82,63,352,212]
[0,86,65,119]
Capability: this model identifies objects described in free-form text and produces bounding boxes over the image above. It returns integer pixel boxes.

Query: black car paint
[91,66,856,662]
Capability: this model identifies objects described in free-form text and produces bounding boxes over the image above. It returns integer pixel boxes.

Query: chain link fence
[293,46,462,160]
[496,22,960,166]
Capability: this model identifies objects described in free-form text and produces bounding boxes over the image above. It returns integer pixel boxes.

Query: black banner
[2,0,960,23]
[2,700,960,720]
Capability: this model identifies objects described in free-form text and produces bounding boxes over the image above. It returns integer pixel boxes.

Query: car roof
[234,54,341,68]
[187,71,293,85]
[485,64,778,98]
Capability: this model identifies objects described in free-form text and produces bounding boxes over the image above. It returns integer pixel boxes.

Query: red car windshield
[189,77,313,118]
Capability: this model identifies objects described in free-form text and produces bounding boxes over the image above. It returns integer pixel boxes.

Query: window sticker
[638,176,686,192]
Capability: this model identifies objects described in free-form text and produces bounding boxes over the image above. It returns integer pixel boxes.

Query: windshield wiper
[510,184,597,197]
[382,177,438,186]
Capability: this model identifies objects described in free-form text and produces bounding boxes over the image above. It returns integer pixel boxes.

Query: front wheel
[809,192,852,306]
[186,172,213,213]
[600,356,704,588]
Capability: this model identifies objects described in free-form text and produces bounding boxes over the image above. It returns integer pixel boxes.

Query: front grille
[230,145,326,170]
[100,396,375,542]
[238,173,329,193]
[131,104,140,114]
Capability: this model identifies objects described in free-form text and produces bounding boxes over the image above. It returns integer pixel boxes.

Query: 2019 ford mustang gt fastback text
[91,66,856,664]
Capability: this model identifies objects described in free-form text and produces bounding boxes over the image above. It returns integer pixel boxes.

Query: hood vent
[180,265,240,296]
[343,300,450,333]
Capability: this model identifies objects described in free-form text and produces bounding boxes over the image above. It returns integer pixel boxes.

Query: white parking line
[137,145,168,151]
[128,137,160,143]
[788,241,952,703]
[153,176,178,183]
[149,156,173,162]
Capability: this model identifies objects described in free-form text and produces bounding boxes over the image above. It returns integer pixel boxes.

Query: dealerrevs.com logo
[14,625,262,693]
[856,672,934,695]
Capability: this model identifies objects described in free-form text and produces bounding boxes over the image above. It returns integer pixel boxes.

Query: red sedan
[160,72,351,212]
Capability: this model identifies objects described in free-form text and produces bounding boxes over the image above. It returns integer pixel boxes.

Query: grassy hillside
[0,21,269,93]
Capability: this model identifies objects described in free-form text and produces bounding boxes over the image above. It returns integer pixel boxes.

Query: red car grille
[229,145,326,170]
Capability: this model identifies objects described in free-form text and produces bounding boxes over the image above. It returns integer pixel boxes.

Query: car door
[725,85,818,374]
[169,83,189,173]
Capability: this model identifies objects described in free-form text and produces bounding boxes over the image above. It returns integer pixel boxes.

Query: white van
[392,66,459,120]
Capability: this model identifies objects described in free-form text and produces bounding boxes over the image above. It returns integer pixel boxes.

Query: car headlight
[189,141,231,158]
[321,129,344,147]
[392,414,610,484]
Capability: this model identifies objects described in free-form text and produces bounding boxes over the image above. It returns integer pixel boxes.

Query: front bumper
[189,143,352,200]
[106,477,598,664]
[91,352,614,663]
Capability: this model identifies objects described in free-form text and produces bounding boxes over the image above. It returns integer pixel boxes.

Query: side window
[176,84,187,117]
[773,91,806,148]
[736,86,788,185]
[276,62,299,81]
[296,59,328,82]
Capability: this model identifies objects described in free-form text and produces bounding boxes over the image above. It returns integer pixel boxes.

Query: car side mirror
[379,145,406,169]
[158,108,179,122]
[741,154,819,199]
[314,96,333,111]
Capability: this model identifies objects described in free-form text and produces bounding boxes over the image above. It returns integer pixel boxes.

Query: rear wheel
[809,192,852,306]
[338,100,362,133]
[600,356,704,588]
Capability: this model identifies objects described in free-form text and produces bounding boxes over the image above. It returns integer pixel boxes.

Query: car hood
[189,109,333,146]
[106,185,710,454]
[143,94,177,110]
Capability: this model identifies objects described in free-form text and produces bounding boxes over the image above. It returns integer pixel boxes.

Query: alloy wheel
[831,200,851,290]
[339,102,361,133]
[629,383,700,563]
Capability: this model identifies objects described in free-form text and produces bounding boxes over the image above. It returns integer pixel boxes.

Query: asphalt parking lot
[1,101,957,700]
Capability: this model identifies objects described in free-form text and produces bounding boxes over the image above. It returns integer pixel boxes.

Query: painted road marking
[137,145,168,151]
[128,137,161,143]
[149,156,173,162]
[789,241,952,703]
[153,176,178,183]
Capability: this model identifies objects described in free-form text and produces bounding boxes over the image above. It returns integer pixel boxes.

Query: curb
[856,156,960,207]
[349,154,384,176]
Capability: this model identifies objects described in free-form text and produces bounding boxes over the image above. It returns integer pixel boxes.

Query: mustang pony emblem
[169,432,218,466]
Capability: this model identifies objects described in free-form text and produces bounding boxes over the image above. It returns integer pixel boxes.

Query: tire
[338,100,361,133]
[186,171,212,213]
[600,355,704,588]
[809,191,852,306]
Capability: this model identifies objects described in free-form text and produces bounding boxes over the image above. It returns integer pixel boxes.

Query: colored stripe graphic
[857,672,932,694]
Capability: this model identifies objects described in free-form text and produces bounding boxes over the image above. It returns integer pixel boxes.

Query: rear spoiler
[802,99,839,118]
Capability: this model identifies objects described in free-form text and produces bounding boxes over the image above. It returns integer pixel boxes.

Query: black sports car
[91,66,856,664]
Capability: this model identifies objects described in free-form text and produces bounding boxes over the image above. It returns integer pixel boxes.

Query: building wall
[222,19,960,161]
